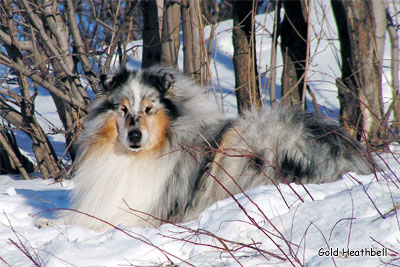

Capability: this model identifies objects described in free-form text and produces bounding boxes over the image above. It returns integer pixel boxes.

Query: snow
[1,164,400,266]
[1,3,400,267]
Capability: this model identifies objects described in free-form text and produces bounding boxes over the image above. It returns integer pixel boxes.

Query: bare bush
[0,0,141,178]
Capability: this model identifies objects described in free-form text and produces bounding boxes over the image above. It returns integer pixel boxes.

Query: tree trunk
[332,0,385,146]
[232,0,261,115]
[279,0,308,109]
[387,7,400,137]
[181,0,204,83]
[160,0,181,67]
[268,0,281,106]
[141,0,162,68]
[331,0,362,139]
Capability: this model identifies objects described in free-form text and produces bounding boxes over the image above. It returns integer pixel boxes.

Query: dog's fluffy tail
[226,106,375,184]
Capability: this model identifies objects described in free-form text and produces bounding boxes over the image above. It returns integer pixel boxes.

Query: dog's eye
[145,105,153,114]
[119,105,128,116]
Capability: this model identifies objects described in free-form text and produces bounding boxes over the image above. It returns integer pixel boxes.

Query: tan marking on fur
[121,97,130,109]
[212,127,242,168]
[97,114,118,143]
[140,98,153,112]
[207,129,236,198]
[82,115,118,162]
[188,129,247,216]
[204,126,249,200]
[141,109,169,153]
[121,97,131,130]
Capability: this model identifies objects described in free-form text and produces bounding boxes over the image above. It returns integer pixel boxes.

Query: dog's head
[92,66,181,153]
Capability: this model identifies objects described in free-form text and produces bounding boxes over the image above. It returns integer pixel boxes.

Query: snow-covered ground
[1,162,400,266]
[1,2,400,266]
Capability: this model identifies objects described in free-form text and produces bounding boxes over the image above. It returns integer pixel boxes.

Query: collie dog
[67,66,374,231]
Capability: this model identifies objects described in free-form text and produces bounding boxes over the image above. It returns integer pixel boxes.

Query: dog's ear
[99,74,111,92]
[155,72,176,94]
[99,66,132,93]
[142,69,176,94]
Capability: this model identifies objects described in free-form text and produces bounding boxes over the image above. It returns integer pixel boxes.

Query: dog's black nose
[128,130,142,144]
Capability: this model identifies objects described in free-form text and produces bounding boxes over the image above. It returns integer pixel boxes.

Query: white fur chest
[68,146,176,231]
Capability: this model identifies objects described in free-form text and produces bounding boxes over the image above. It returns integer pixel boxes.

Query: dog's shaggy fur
[67,66,374,231]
